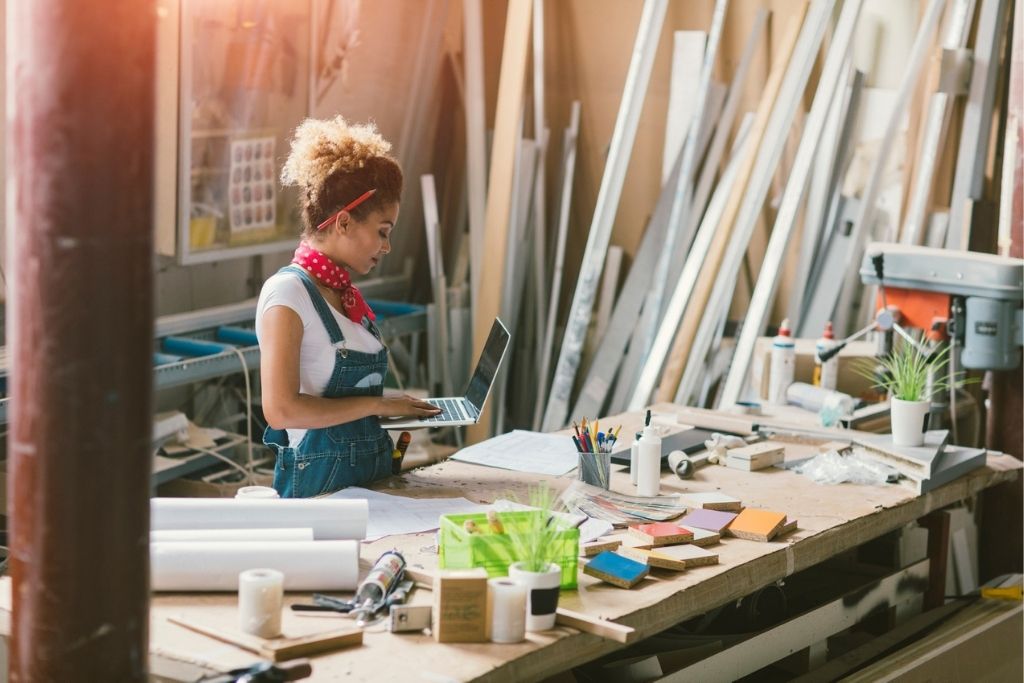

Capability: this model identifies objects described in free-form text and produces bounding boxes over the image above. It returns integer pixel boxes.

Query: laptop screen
[465,319,511,412]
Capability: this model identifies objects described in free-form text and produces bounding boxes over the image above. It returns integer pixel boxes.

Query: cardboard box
[433,568,489,643]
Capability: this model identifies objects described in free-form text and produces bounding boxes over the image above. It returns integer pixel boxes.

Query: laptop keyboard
[423,398,472,423]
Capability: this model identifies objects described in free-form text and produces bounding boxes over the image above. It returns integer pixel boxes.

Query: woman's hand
[377,395,442,418]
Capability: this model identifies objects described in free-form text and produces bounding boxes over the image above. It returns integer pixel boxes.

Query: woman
[257,116,440,498]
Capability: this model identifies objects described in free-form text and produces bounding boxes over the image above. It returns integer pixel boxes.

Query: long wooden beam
[468,0,533,442]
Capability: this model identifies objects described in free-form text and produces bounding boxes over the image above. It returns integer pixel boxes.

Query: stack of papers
[328,487,487,541]
[450,429,579,476]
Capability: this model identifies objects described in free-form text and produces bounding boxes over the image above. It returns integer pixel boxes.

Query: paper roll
[151,528,314,543]
[235,486,280,499]
[488,578,526,643]
[239,568,283,638]
[151,540,359,591]
[151,498,368,540]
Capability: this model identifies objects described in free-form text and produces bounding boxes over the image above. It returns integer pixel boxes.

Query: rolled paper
[151,498,368,540]
[151,540,359,591]
[238,568,284,638]
[150,528,314,543]
[488,578,526,643]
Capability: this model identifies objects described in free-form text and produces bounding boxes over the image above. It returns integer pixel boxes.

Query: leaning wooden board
[1,403,1016,683]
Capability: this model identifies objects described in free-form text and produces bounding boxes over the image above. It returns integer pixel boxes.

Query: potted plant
[505,483,568,631]
[858,342,970,447]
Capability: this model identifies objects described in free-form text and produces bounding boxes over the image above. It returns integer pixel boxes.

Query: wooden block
[682,508,737,534]
[728,508,787,542]
[583,552,649,588]
[689,527,721,547]
[725,452,783,472]
[618,545,687,571]
[628,522,694,547]
[679,491,742,512]
[582,539,622,557]
[648,543,719,568]
[433,568,489,642]
[776,518,798,538]
[728,441,786,469]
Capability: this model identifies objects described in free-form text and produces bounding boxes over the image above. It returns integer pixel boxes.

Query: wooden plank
[717,0,864,407]
[555,607,637,644]
[644,4,809,405]
[540,0,669,432]
[675,0,837,406]
[833,0,945,335]
[533,101,581,429]
[469,0,532,442]
[167,616,363,662]
[463,0,487,296]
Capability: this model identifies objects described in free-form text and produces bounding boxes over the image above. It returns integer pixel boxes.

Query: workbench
[11,404,1024,681]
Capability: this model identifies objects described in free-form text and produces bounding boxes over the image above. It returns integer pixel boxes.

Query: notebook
[383,318,510,428]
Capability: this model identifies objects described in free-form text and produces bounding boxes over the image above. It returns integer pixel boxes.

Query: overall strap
[279,265,346,344]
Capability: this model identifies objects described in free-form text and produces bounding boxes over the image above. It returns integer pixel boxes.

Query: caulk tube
[353,550,406,611]
[768,319,795,405]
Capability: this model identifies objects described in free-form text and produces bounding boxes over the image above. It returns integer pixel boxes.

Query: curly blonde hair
[281,116,402,236]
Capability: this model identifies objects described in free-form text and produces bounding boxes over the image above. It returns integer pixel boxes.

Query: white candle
[238,568,284,638]
[235,486,280,499]
[488,578,527,643]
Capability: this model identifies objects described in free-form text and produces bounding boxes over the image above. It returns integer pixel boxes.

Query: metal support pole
[7,0,155,679]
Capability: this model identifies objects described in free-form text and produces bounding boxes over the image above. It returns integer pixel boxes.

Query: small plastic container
[438,510,580,589]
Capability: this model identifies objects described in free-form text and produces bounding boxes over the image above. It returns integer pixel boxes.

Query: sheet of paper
[328,488,487,541]
[450,429,579,476]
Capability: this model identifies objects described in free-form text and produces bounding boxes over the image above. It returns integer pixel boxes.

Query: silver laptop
[383,318,510,428]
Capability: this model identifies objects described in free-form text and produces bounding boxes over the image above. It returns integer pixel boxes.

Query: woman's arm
[259,306,439,430]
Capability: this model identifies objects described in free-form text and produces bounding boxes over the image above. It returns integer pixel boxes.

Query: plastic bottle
[629,431,642,486]
[636,417,662,498]
[813,321,839,391]
[768,319,796,405]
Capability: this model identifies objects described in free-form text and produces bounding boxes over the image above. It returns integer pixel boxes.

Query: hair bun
[280,116,392,204]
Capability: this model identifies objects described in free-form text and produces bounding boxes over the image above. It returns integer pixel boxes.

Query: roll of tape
[488,578,527,643]
[235,486,280,500]
[239,568,284,638]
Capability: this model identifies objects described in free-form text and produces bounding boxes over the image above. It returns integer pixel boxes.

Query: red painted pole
[7,1,154,680]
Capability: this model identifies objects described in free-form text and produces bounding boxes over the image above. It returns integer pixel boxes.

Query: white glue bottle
[636,411,662,497]
[813,321,839,391]
[768,319,796,405]
[629,431,642,486]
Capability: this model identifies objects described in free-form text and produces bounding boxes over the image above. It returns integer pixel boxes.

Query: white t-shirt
[256,270,384,446]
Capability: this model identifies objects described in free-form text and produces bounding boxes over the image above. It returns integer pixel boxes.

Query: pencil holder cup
[577,452,611,490]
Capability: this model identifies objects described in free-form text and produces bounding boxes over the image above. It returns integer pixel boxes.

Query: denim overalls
[263,265,394,498]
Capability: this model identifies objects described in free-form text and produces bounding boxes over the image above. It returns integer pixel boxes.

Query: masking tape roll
[239,568,284,638]
[488,578,527,644]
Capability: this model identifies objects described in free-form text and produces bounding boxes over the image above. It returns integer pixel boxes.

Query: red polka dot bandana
[291,241,376,324]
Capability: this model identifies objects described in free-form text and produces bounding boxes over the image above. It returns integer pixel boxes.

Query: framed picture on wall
[156,0,313,264]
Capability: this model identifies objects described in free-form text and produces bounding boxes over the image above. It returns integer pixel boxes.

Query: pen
[572,421,582,442]
[572,435,583,452]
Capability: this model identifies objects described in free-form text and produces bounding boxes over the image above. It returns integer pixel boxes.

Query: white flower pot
[891,398,930,446]
[508,562,560,631]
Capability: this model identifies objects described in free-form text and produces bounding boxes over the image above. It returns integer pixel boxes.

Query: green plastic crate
[438,511,579,589]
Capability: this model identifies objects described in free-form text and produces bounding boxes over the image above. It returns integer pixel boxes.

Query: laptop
[383,318,510,428]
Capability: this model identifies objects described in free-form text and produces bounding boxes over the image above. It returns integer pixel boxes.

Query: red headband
[315,188,377,231]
